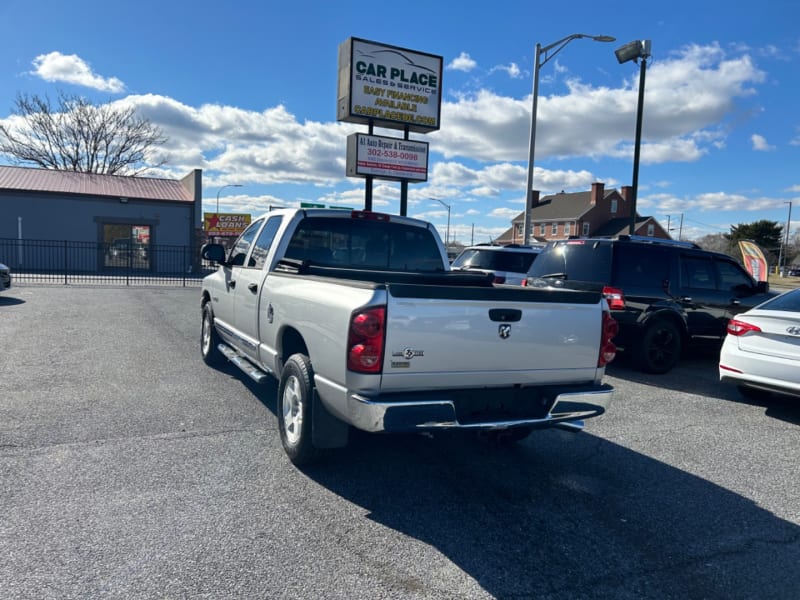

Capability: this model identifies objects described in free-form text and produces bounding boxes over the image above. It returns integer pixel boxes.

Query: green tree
[0,91,167,176]
[725,220,783,265]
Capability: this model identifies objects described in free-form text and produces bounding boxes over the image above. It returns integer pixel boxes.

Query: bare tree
[694,233,736,256]
[0,92,167,176]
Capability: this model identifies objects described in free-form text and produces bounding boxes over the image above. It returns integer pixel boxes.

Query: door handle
[248,283,258,293]
[228,280,236,289]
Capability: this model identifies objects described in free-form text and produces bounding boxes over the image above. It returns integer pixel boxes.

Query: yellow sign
[204,212,251,237]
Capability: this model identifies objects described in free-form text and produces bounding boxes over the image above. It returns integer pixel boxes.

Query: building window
[539,223,545,236]
[582,222,590,236]
[104,224,151,270]
[647,223,655,236]
[611,199,618,213]
[551,223,558,235]
[564,222,571,236]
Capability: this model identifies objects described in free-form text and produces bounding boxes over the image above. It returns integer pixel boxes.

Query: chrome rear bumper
[346,384,613,434]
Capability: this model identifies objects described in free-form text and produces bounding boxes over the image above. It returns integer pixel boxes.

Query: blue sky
[1,0,798,245]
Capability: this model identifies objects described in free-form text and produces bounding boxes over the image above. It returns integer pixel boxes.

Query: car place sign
[337,37,443,134]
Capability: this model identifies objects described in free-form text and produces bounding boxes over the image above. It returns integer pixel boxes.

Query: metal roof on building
[0,165,193,202]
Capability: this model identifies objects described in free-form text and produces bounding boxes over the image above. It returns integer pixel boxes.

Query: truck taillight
[598,310,618,367]
[347,307,386,373]
[602,286,626,310]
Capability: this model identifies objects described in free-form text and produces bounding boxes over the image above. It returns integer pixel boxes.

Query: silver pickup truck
[200,208,616,465]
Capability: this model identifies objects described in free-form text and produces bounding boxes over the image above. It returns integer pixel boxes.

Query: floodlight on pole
[615,39,652,235]
[216,184,243,215]
[523,33,616,245]
[430,198,451,247]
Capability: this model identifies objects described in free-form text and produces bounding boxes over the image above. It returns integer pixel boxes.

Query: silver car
[450,244,542,285]
[719,287,800,400]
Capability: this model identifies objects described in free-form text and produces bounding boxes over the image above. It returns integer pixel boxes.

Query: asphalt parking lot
[1,285,798,599]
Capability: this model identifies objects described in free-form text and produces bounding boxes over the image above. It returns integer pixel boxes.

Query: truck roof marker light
[351,210,390,222]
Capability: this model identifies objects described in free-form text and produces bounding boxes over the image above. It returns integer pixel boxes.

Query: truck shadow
[233,359,800,597]
[295,428,800,599]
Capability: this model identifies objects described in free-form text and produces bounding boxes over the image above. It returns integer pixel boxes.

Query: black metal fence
[0,238,215,286]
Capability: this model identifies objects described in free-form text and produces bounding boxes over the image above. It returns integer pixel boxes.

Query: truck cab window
[229,219,264,267]
[250,217,283,269]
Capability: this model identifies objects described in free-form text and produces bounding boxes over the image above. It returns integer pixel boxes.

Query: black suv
[525,236,776,373]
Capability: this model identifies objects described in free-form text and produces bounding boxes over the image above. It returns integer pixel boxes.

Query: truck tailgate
[381,284,604,391]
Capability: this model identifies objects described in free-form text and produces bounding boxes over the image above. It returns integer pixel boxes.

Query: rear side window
[613,245,671,289]
[527,241,613,282]
[681,255,716,290]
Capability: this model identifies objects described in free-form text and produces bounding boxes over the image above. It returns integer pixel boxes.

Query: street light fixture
[430,198,451,248]
[216,184,243,216]
[615,39,652,235]
[523,33,616,245]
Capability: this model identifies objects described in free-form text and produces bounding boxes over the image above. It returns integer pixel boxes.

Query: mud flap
[312,391,349,449]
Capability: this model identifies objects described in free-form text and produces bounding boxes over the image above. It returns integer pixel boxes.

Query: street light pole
[523,33,616,245]
[781,201,792,274]
[216,184,243,216]
[431,198,451,247]
[615,39,652,235]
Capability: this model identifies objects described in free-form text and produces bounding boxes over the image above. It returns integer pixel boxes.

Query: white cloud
[750,133,775,151]
[489,62,522,79]
[644,191,785,216]
[432,43,765,167]
[52,42,767,227]
[30,52,125,93]
[447,52,477,72]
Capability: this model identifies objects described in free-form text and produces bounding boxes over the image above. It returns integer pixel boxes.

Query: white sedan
[719,287,800,400]
[0,262,10,293]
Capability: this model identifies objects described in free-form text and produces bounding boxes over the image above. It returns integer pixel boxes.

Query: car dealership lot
[1,285,798,599]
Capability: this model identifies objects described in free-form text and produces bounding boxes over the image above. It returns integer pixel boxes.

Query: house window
[551,223,558,235]
[564,222,571,236]
[539,223,545,236]
[611,199,618,213]
[582,222,590,236]
[647,223,655,236]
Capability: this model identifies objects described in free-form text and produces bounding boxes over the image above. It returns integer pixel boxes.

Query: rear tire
[201,303,226,367]
[278,354,319,466]
[634,320,681,374]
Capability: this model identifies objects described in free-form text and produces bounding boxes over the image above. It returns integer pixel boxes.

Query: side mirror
[755,280,769,294]
[201,243,227,264]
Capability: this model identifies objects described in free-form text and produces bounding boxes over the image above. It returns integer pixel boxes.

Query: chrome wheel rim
[202,312,212,356]
[282,375,303,446]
